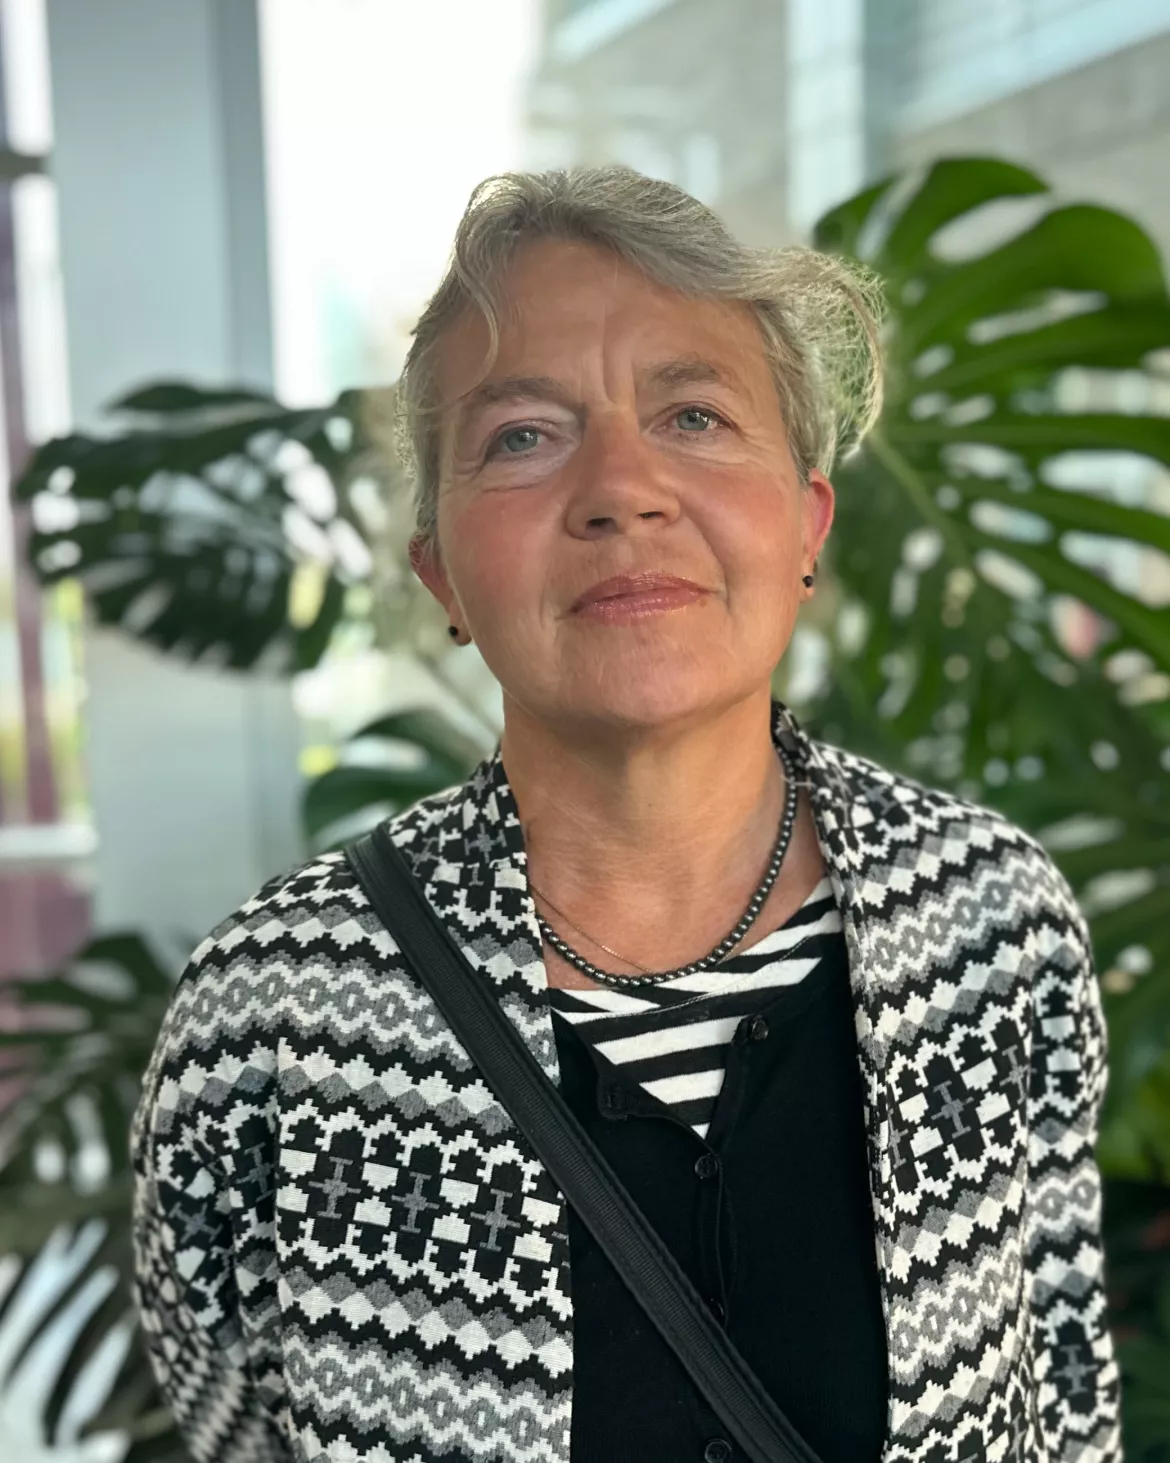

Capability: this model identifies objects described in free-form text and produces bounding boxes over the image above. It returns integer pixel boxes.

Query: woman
[130,166,1121,1463]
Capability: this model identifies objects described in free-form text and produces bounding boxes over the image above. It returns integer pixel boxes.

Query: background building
[526,0,1170,246]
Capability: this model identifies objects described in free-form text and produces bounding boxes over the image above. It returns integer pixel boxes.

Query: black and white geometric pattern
[129,697,1122,1462]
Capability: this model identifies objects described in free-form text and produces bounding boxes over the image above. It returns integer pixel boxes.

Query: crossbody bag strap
[346,822,826,1463]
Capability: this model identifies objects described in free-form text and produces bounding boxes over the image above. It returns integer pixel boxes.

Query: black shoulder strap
[346,822,826,1463]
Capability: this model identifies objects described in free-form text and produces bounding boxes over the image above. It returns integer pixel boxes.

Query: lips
[571,572,707,612]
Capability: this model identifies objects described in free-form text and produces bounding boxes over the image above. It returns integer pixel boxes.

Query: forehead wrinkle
[455,374,577,428]
[646,356,747,396]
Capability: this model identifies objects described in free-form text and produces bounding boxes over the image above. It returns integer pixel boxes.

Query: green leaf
[302,764,453,839]
[965,531,1170,668]
[895,204,1167,356]
[78,1336,172,1441]
[0,1218,127,1390]
[1103,972,1170,1119]
[107,380,279,414]
[922,303,1170,393]
[879,157,1049,267]
[890,411,1170,468]
[347,707,486,773]
[944,477,1170,557]
[295,572,348,673]
[301,705,486,845]
[810,177,894,258]
[0,1181,133,1255]
[0,931,179,1444]
[42,1282,134,1444]
[11,384,374,673]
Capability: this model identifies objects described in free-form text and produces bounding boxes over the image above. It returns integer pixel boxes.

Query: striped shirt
[547,875,842,1139]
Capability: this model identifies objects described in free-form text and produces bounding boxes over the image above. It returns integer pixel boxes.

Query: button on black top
[703,1440,733,1463]
[552,932,887,1463]
[734,1012,769,1044]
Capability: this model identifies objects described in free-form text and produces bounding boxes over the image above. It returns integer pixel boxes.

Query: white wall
[44,0,305,949]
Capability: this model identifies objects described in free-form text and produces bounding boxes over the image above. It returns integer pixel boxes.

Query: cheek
[447,496,550,619]
[707,483,798,584]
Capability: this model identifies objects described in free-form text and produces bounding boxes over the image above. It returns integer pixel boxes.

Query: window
[0,0,93,983]
[887,0,1169,132]
[552,0,679,64]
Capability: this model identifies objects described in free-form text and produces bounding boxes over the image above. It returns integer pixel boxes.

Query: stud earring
[448,625,459,639]
[802,573,815,588]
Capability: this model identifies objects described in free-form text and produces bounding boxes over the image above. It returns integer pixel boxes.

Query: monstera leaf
[808,158,1170,1168]
[10,382,380,672]
[302,705,488,852]
[0,933,186,1458]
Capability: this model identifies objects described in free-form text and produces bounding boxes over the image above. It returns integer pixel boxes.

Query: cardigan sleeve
[1025,861,1123,1462]
[129,939,291,1463]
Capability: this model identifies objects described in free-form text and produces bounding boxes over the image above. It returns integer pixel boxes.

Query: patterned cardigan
[130,698,1122,1463]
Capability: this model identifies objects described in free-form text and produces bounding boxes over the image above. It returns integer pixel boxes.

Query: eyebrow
[452,357,744,436]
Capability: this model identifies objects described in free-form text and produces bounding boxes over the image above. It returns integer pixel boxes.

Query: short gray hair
[391,165,885,553]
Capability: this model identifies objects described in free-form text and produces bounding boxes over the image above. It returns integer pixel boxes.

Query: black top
[548,888,888,1463]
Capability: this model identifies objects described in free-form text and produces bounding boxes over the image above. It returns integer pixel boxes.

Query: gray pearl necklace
[532,742,798,989]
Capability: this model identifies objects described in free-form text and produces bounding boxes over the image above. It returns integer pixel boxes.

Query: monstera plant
[812,162,1170,1184]
[2,156,1169,1459]
[0,936,184,1458]
[17,382,384,672]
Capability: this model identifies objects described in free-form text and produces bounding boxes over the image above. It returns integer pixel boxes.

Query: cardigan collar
[394,693,896,1359]
[404,697,882,1110]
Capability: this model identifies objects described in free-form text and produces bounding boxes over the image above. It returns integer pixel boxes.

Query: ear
[803,470,835,565]
[408,533,457,619]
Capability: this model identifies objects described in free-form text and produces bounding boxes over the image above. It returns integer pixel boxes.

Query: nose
[565,413,682,537]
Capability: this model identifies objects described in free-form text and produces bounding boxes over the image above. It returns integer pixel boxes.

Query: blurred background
[0,1,1168,1459]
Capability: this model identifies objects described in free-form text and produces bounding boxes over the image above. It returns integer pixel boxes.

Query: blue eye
[487,426,542,457]
[484,405,729,461]
[676,406,722,432]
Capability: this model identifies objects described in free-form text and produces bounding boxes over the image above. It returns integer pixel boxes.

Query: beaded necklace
[529,742,798,989]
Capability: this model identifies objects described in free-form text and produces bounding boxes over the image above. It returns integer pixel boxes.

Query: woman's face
[410,238,834,735]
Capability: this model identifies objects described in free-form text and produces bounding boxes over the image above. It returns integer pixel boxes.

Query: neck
[499,691,786,936]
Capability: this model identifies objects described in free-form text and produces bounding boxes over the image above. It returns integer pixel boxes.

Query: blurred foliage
[0,936,186,1461]
[301,705,486,854]
[2,156,1170,1458]
[11,383,370,674]
[1104,1180,1170,1454]
[812,154,1170,1460]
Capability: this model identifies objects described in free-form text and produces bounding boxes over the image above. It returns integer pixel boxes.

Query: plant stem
[867,428,977,572]
[413,645,503,745]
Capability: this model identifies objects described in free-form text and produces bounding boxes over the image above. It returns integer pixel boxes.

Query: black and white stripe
[549,876,842,1138]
